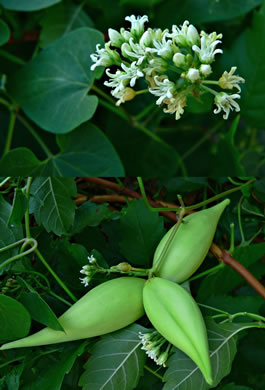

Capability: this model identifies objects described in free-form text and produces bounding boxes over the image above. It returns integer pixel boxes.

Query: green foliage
[120,199,165,266]
[0,294,31,342]
[9,28,104,134]
[79,324,147,390]
[229,2,265,128]
[0,19,10,46]
[0,0,61,11]
[29,177,77,236]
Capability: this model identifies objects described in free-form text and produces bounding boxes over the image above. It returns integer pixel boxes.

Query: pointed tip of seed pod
[205,374,214,386]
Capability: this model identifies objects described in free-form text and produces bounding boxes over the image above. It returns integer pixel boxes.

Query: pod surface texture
[153,199,230,283]
[0,277,145,350]
[143,277,213,385]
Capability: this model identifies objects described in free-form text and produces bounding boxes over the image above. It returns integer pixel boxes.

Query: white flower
[155,351,168,367]
[192,31,223,64]
[88,255,96,264]
[90,43,121,71]
[214,92,241,120]
[169,20,200,47]
[219,66,245,92]
[80,276,90,287]
[104,69,127,94]
[111,87,136,106]
[163,92,187,120]
[146,32,174,60]
[120,62,144,87]
[200,64,212,77]
[186,68,200,82]
[125,15,149,37]
[149,75,176,105]
[122,38,147,65]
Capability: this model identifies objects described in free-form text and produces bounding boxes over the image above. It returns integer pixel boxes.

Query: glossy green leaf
[29,177,77,236]
[163,320,260,390]
[0,19,10,46]
[22,341,87,390]
[8,188,28,226]
[0,0,61,11]
[71,201,111,234]
[39,2,94,47]
[119,198,165,266]
[0,123,124,176]
[18,277,64,331]
[153,0,264,27]
[9,28,104,134]
[0,294,31,343]
[229,3,265,127]
[79,324,147,390]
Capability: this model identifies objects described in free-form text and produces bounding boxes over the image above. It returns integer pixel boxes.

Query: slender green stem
[150,195,186,276]
[220,312,265,324]
[229,223,235,253]
[200,84,218,96]
[16,113,53,157]
[0,97,11,109]
[134,103,156,121]
[188,263,224,282]
[197,303,229,315]
[201,80,219,85]
[0,176,11,187]
[182,121,223,160]
[137,178,255,213]
[227,177,247,186]
[134,123,168,145]
[24,177,33,239]
[144,365,163,380]
[0,239,38,271]
[168,65,183,74]
[98,97,128,120]
[0,49,26,66]
[135,89,149,95]
[238,196,246,245]
[2,109,16,156]
[35,248,77,302]
[0,238,29,254]
[91,84,116,105]
[0,356,26,369]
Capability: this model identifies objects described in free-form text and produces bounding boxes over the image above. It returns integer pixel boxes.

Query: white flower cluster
[139,331,169,367]
[91,16,245,120]
[79,255,97,287]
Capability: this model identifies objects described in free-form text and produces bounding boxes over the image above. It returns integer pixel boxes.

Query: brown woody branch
[81,177,265,300]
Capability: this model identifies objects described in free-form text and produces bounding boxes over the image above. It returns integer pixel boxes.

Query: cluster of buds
[79,255,98,287]
[139,331,170,367]
[91,15,245,120]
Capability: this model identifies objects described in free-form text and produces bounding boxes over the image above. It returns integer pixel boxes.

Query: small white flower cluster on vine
[139,331,169,367]
[90,16,245,120]
[79,255,97,287]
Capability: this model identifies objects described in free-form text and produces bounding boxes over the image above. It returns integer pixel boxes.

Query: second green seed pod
[153,198,230,283]
[143,277,213,385]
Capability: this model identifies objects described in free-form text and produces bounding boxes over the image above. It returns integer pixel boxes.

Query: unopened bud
[186,68,200,82]
[108,28,123,48]
[200,64,212,77]
[173,52,186,67]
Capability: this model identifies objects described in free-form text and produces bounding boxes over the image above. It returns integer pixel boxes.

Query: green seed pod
[0,277,145,350]
[153,199,230,282]
[143,277,213,385]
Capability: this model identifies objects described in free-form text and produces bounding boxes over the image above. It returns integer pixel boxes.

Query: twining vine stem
[82,177,265,300]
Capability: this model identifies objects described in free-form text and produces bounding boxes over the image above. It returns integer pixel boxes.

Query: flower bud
[139,29,153,47]
[108,28,124,48]
[187,24,200,46]
[120,28,133,42]
[200,64,212,77]
[186,68,200,82]
[173,52,186,67]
